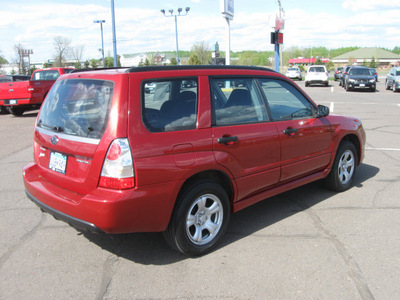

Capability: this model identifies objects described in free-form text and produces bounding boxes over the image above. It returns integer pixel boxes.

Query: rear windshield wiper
[38,120,64,133]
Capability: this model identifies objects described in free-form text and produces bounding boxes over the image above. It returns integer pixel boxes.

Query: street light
[94,20,106,68]
[160,7,190,65]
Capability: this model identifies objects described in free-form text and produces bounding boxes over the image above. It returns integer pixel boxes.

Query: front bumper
[347,82,375,89]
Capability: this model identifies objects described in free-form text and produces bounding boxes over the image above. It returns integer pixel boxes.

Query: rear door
[211,77,281,201]
[258,78,332,182]
[31,69,61,103]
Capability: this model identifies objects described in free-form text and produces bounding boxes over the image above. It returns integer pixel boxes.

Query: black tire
[345,83,350,92]
[163,181,230,256]
[325,141,357,192]
[0,106,10,115]
[370,87,376,92]
[9,107,25,116]
[305,82,309,87]
[393,84,397,93]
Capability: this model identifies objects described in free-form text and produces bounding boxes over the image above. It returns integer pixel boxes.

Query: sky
[1,0,400,63]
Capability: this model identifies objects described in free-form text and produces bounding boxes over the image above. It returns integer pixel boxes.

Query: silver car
[385,67,400,92]
[285,67,302,81]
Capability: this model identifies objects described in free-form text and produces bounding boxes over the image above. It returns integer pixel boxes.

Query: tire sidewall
[169,181,230,256]
[328,141,358,192]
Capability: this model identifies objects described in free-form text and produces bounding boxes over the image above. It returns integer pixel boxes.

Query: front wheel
[325,141,357,192]
[163,181,230,256]
[393,83,397,93]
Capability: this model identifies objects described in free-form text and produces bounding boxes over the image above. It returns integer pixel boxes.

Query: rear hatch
[33,74,126,196]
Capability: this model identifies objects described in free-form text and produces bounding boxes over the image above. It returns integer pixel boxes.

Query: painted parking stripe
[366,147,400,151]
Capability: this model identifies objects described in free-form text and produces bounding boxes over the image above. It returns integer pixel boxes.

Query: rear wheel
[9,107,25,116]
[163,181,230,256]
[385,80,390,90]
[393,83,397,93]
[0,106,9,114]
[325,141,357,192]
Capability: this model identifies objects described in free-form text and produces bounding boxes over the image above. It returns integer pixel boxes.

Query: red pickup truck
[0,68,73,116]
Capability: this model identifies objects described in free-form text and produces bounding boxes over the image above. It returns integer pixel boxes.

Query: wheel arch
[339,134,361,165]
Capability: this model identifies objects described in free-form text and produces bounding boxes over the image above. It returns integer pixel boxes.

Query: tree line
[1,39,400,75]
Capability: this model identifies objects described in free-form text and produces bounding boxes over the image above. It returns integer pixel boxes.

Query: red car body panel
[23,67,366,234]
[0,68,73,107]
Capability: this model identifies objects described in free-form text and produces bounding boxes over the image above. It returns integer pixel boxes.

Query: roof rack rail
[71,67,127,73]
[125,65,276,73]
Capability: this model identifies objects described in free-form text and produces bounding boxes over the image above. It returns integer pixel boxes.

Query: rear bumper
[3,98,39,106]
[23,162,179,234]
[26,190,104,234]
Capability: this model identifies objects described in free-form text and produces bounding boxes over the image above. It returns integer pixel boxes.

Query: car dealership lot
[0,79,399,299]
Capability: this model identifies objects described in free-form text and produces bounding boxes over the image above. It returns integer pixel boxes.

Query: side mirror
[317,105,329,117]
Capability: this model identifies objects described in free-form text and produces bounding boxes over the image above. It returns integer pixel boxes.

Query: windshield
[396,70,400,76]
[37,79,114,139]
[288,68,298,71]
[349,68,371,76]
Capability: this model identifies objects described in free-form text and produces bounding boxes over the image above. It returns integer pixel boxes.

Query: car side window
[142,79,198,132]
[211,78,268,126]
[258,79,315,121]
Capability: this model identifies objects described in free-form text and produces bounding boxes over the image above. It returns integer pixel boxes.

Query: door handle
[218,136,238,144]
[283,128,298,135]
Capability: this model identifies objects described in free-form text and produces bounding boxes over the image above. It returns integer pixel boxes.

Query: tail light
[27,83,34,92]
[99,138,135,189]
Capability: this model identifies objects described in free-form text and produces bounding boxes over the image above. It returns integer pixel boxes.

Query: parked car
[305,65,329,86]
[344,66,376,92]
[339,65,352,87]
[369,68,378,82]
[334,67,343,81]
[285,67,302,80]
[0,67,74,116]
[385,66,400,92]
[0,75,31,114]
[23,66,366,256]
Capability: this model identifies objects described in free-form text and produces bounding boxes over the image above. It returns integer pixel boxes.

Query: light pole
[111,0,118,67]
[94,20,106,68]
[160,7,190,65]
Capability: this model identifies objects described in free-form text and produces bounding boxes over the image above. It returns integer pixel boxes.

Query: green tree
[90,59,98,68]
[369,57,377,68]
[84,60,90,68]
[191,41,211,65]
[169,57,177,65]
[188,54,201,65]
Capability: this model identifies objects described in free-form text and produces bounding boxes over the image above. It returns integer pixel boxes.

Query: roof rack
[125,65,276,73]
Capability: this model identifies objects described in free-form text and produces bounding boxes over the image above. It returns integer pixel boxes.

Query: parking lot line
[365,147,400,152]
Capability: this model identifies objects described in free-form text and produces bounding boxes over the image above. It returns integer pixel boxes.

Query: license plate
[360,84,365,87]
[9,100,17,105]
[49,152,67,174]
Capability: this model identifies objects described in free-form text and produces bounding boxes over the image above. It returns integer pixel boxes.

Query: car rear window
[37,79,114,139]
[309,67,325,72]
[32,70,60,81]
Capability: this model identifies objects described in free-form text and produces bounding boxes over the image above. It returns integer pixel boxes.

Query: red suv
[23,66,366,256]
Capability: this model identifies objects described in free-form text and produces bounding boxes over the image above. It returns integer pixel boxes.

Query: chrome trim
[36,127,100,145]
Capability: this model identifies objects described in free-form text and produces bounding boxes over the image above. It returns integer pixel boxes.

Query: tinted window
[211,78,268,126]
[37,79,114,139]
[142,79,198,132]
[33,70,60,81]
[396,70,400,76]
[309,67,325,72]
[349,68,370,76]
[258,79,314,121]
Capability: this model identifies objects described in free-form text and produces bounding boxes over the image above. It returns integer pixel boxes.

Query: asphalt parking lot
[0,78,399,299]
